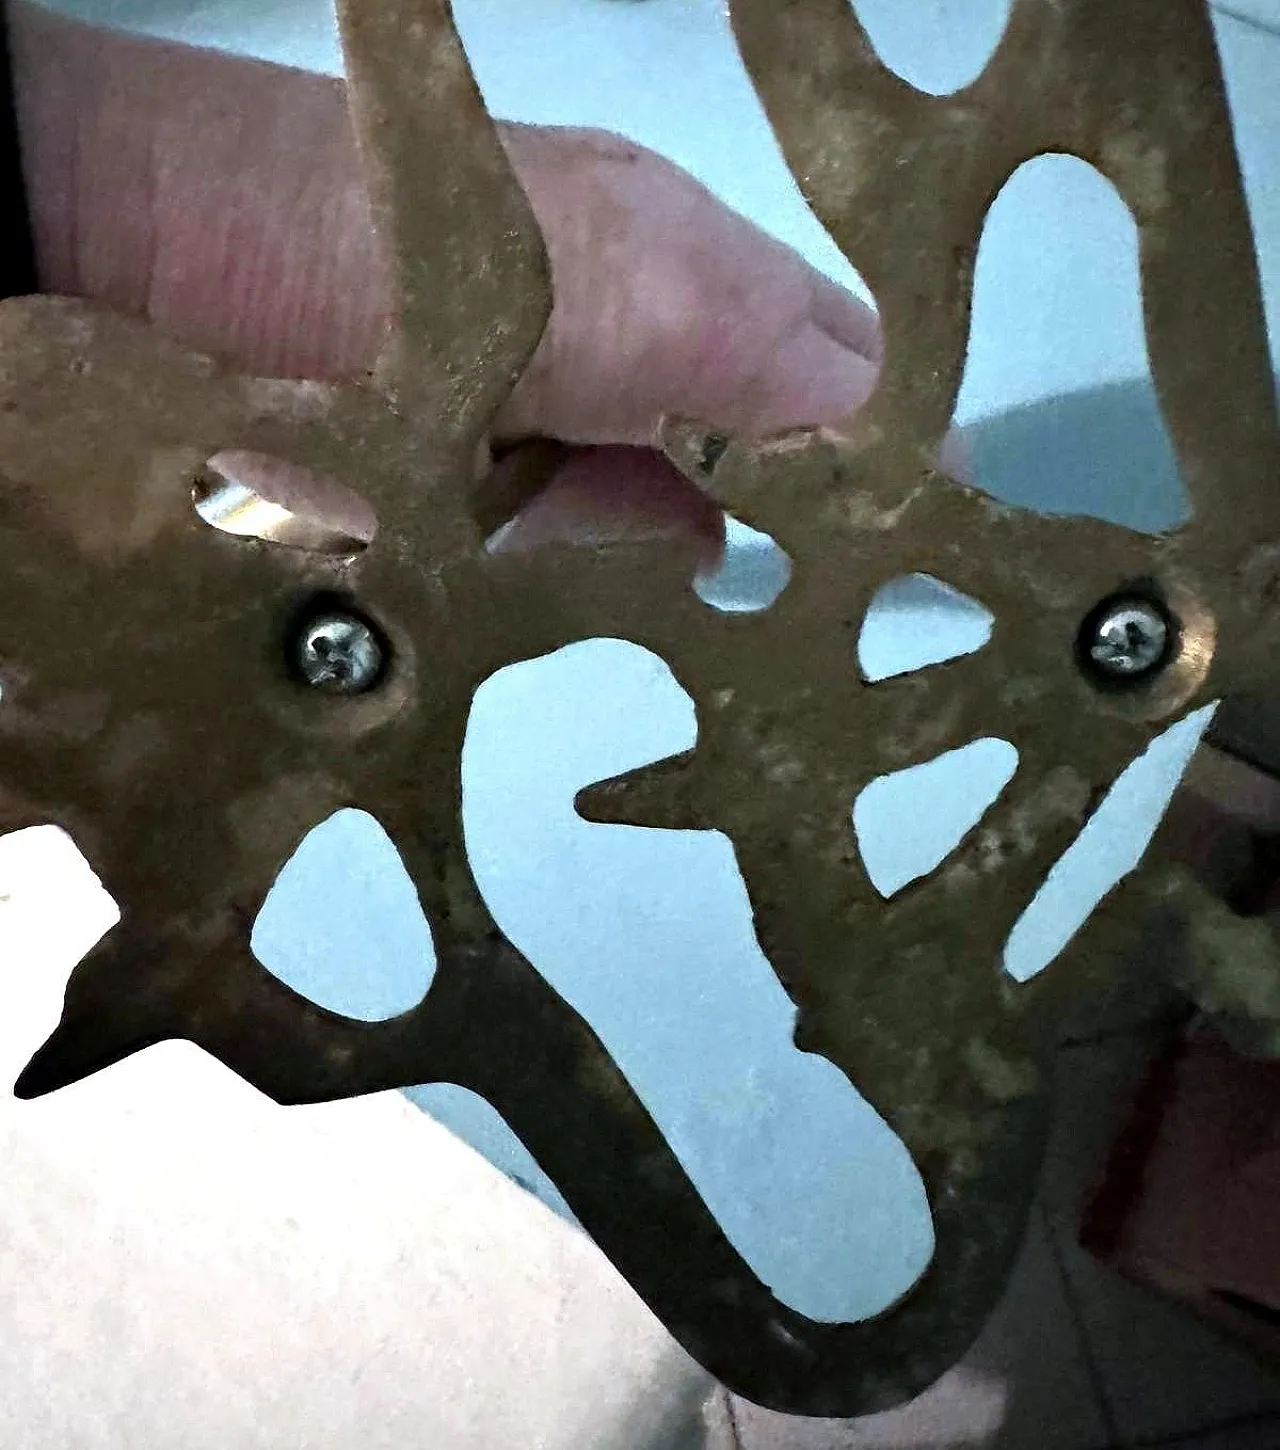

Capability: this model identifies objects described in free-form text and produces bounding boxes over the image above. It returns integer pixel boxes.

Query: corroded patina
[1,0,1277,1418]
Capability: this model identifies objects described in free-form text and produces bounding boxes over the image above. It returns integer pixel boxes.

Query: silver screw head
[295,611,384,695]
[1085,597,1171,679]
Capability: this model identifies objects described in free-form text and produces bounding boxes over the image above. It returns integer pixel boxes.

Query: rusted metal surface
[1,0,1277,1419]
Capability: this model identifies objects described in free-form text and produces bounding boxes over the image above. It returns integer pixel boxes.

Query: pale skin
[8,0,892,565]
[6,1,1274,892]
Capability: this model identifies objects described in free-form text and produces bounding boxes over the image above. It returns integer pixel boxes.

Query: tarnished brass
[1,0,1277,1418]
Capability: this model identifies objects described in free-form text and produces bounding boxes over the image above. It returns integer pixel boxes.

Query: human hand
[10,0,904,568]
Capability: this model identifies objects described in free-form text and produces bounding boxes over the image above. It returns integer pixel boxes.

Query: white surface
[0,828,712,1450]
[11,0,1280,1343]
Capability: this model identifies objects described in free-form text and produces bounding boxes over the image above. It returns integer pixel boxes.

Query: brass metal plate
[1,0,1276,1417]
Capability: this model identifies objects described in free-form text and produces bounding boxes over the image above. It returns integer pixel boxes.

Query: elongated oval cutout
[695,515,792,614]
[194,450,378,554]
[855,739,1019,898]
[859,574,994,682]
[252,809,434,1021]
[956,154,1189,532]
[1004,704,1217,982]
[850,0,1011,96]
[465,637,932,1322]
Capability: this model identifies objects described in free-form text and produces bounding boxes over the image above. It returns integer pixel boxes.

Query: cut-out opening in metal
[858,574,994,683]
[194,450,378,555]
[956,155,1190,534]
[1003,704,1218,982]
[465,637,933,1322]
[854,738,1020,898]
[695,515,793,614]
[252,808,435,1021]
[849,0,1013,97]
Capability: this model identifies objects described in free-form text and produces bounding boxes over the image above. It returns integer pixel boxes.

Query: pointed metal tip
[12,1011,160,1099]
[573,777,636,829]
[574,752,708,833]
[11,1058,65,1101]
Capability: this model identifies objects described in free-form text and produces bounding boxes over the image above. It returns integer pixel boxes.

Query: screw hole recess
[286,595,392,697]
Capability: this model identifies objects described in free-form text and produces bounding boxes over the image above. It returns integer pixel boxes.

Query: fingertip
[747,325,880,434]
[809,273,883,365]
[487,445,725,568]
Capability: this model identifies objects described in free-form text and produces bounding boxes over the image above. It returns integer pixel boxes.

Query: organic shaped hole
[695,515,792,614]
[1004,703,1217,982]
[1210,7,1280,386]
[855,738,1019,898]
[859,574,994,682]
[252,809,434,1021]
[956,155,1189,532]
[465,638,932,1322]
[404,1082,577,1222]
[850,0,1011,96]
[193,450,378,554]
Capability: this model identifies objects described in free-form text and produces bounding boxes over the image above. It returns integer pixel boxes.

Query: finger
[492,124,883,446]
[17,19,882,447]
[746,324,879,437]
[809,272,883,364]
[488,445,725,565]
